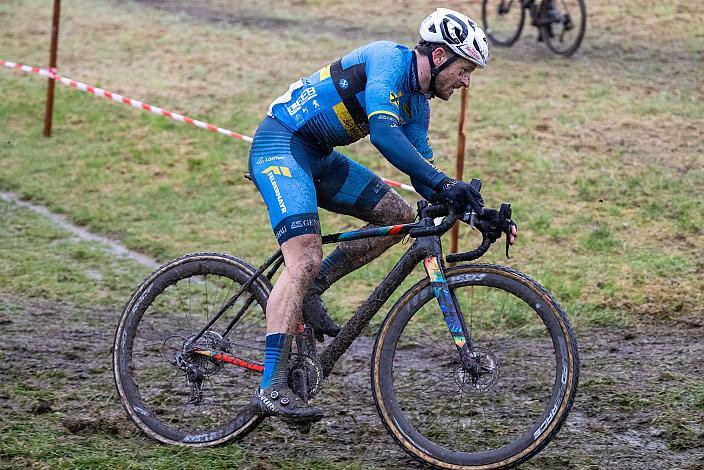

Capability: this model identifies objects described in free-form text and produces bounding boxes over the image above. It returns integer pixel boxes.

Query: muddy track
[131,0,405,40]
[1,293,702,468]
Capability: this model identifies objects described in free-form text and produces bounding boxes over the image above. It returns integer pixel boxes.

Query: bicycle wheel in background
[482,0,526,47]
[541,0,586,56]
[113,253,271,447]
[372,264,579,469]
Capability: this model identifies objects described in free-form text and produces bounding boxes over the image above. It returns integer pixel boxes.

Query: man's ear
[432,46,446,67]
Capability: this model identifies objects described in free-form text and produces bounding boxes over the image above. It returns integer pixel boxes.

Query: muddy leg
[314,190,416,291]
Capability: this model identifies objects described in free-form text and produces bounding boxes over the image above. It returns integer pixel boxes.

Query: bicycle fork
[424,252,502,395]
[424,253,503,397]
[423,255,475,359]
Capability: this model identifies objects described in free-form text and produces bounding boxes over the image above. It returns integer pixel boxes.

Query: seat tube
[423,253,473,355]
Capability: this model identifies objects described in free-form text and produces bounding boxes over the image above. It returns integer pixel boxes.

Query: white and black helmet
[420,8,489,68]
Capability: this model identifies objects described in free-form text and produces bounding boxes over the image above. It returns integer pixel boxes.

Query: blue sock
[260,333,293,389]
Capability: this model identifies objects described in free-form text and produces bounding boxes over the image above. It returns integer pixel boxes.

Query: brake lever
[504,222,513,259]
[498,203,515,259]
[458,202,516,259]
[460,210,477,229]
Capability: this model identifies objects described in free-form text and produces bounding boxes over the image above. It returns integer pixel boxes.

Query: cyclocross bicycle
[482,0,587,56]
[113,194,580,469]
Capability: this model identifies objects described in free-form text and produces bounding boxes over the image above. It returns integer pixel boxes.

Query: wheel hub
[164,331,232,404]
[454,347,500,392]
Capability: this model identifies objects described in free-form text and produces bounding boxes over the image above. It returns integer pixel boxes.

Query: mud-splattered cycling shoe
[251,384,324,422]
[302,293,341,342]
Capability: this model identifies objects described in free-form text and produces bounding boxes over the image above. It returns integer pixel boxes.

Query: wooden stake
[43,0,61,137]
[450,86,469,258]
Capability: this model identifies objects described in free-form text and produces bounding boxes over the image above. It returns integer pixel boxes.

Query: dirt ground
[1,292,702,469]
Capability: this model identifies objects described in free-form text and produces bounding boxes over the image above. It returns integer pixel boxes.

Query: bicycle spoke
[187,277,192,320]
[394,368,457,395]
[421,390,456,435]
[487,323,529,343]
[383,271,571,457]
[394,337,457,364]
[455,371,467,435]
[206,274,222,323]
[216,280,238,321]
[175,283,193,333]
[468,285,474,346]
[204,274,210,323]
[487,290,510,349]
[116,255,269,443]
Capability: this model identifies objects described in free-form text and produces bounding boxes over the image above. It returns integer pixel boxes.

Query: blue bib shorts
[248,116,390,245]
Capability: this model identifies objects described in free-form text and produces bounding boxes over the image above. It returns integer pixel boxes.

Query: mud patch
[132,0,397,40]
[1,293,702,468]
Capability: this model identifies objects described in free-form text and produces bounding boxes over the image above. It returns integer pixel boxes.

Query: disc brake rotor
[455,347,500,393]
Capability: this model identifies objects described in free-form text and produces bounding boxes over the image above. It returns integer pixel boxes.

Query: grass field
[1,0,703,468]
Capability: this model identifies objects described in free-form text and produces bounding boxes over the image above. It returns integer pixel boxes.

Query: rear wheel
[113,253,271,447]
[482,0,526,47]
[372,264,579,469]
[541,0,587,56]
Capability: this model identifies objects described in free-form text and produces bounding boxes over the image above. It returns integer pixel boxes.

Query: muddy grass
[1,292,702,468]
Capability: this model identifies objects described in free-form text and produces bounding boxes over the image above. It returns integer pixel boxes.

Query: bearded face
[434,56,477,101]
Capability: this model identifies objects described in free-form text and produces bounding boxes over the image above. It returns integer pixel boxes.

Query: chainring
[288,352,324,398]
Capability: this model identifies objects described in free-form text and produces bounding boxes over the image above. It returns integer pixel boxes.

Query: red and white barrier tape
[1,60,253,142]
[2,59,418,194]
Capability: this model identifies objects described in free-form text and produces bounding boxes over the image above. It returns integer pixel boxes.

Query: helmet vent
[473,38,481,54]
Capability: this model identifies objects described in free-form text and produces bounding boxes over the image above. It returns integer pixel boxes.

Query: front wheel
[482,0,526,47]
[113,253,271,447]
[541,0,587,56]
[372,264,579,469]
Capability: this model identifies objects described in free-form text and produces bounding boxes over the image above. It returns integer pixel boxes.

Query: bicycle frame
[192,206,476,379]
[318,221,473,377]
[526,0,560,27]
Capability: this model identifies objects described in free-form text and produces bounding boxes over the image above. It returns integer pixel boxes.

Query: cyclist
[249,8,513,421]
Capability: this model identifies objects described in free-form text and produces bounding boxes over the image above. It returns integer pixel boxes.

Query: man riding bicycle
[249,8,515,421]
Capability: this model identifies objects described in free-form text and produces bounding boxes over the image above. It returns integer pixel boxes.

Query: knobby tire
[113,253,271,447]
[371,264,579,469]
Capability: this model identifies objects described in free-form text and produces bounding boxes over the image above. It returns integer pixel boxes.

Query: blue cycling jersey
[252,41,449,244]
[268,41,435,165]
[269,41,432,149]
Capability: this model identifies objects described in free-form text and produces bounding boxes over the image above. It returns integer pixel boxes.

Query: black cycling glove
[431,177,484,214]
